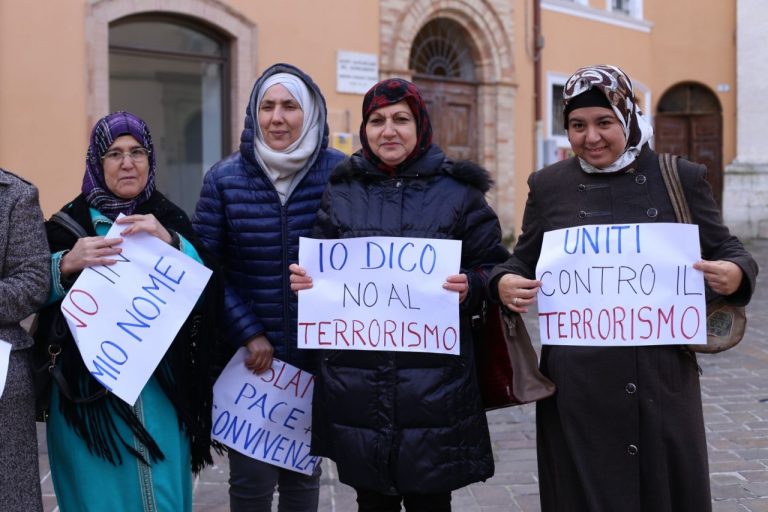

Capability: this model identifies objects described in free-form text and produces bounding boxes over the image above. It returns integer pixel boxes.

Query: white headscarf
[252,73,321,202]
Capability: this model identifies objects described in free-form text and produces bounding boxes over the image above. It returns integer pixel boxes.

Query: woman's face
[365,101,417,167]
[102,135,150,199]
[567,106,627,168]
[258,84,304,151]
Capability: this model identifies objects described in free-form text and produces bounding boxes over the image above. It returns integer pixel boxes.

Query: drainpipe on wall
[533,0,545,171]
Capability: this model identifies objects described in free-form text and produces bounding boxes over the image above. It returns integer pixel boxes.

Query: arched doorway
[109,15,229,214]
[409,18,479,162]
[655,83,724,206]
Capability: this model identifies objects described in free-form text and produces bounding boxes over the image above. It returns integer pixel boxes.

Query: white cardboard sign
[297,236,462,355]
[61,216,212,404]
[536,223,707,347]
[211,348,319,475]
[0,340,10,400]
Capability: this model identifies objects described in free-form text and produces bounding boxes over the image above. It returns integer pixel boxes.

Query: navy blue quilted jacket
[192,63,344,370]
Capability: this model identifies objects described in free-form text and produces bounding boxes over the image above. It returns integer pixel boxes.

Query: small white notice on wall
[337,51,378,94]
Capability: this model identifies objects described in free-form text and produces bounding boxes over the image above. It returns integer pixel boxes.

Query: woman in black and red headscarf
[290,78,509,511]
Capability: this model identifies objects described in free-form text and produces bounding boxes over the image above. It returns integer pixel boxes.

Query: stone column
[723,0,768,238]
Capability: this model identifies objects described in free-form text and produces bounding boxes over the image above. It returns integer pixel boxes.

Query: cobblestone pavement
[38,239,768,511]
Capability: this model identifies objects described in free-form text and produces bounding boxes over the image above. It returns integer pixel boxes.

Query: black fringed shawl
[36,192,222,473]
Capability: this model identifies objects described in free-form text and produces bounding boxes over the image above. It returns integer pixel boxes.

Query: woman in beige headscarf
[490,64,758,512]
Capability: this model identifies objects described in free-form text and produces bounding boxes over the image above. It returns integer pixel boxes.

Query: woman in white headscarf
[489,64,758,512]
[193,63,344,511]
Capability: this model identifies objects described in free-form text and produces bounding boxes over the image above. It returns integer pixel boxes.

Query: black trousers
[355,488,452,512]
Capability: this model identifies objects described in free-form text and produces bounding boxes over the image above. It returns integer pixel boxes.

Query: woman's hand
[115,214,173,244]
[289,263,313,293]
[693,259,744,296]
[498,273,542,313]
[244,334,274,373]
[443,274,469,304]
[60,236,123,275]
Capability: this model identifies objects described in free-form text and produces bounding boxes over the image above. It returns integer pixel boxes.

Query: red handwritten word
[61,289,99,328]
[298,318,458,353]
[539,305,701,342]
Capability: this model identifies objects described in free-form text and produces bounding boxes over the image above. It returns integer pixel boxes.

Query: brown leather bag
[473,303,555,410]
[659,153,747,353]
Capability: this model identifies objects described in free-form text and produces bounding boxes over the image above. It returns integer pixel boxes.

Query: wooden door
[655,114,723,207]
[413,77,478,162]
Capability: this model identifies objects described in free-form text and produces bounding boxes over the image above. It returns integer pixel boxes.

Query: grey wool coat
[490,147,758,512]
[0,169,50,512]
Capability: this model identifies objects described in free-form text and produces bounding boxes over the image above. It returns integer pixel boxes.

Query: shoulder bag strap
[658,153,693,224]
[50,210,89,239]
[45,210,109,403]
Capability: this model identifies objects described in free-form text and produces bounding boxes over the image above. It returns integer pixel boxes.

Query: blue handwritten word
[539,264,656,296]
[89,256,185,385]
[212,407,319,473]
[362,241,436,274]
[563,225,641,255]
[342,282,420,310]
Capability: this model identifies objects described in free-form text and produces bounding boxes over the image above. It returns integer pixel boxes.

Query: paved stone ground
[38,239,768,511]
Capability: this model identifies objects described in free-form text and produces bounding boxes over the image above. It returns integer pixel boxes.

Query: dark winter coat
[489,147,758,512]
[310,145,510,494]
[37,192,219,472]
[193,63,344,371]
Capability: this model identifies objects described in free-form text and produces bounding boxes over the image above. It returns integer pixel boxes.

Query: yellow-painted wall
[0,0,379,215]
[0,0,737,235]
[0,1,91,213]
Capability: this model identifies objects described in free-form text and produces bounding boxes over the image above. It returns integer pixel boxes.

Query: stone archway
[379,0,517,235]
[655,82,724,207]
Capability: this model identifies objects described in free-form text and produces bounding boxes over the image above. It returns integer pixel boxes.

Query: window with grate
[409,19,476,81]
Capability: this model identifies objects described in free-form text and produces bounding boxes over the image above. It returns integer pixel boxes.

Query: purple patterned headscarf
[360,78,433,174]
[81,111,156,219]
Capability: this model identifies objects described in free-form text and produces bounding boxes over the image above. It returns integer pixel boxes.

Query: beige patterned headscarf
[563,65,654,173]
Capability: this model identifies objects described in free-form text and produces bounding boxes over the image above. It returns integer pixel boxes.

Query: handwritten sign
[297,236,462,355]
[212,348,319,475]
[0,340,10,399]
[61,216,212,405]
[536,223,706,347]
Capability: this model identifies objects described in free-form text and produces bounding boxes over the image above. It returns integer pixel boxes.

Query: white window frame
[542,0,651,32]
[546,73,571,148]
[607,0,643,18]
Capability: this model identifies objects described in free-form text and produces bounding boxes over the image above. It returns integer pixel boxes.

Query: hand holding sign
[296,236,462,355]
[535,223,706,347]
[212,348,319,475]
[61,215,212,405]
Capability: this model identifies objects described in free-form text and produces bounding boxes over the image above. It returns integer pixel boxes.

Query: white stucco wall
[724,0,768,238]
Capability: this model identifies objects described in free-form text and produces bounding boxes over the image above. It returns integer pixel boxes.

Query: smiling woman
[489,64,758,512]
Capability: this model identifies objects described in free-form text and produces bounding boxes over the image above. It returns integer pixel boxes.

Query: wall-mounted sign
[337,51,378,94]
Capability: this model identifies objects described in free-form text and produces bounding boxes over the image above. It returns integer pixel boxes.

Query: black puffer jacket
[310,144,510,494]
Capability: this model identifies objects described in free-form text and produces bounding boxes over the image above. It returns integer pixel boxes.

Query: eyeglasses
[101,147,150,164]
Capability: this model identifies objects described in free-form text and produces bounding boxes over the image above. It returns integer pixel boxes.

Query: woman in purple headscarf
[290,78,509,511]
[35,111,219,511]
